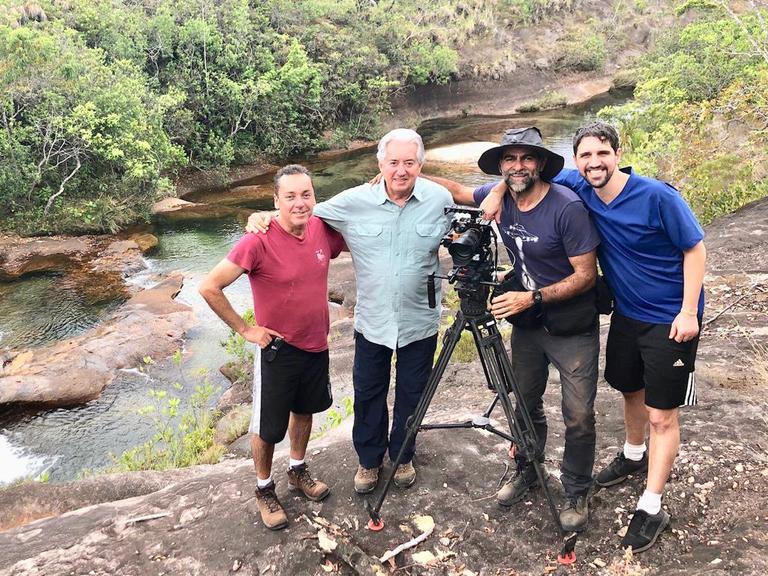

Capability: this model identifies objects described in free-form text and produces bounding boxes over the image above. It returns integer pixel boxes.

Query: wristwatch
[532,290,543,306]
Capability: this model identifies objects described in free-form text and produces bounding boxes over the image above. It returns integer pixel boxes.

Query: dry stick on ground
[704,282,765,327]
[124,511,171,524]
[301,514,388,575]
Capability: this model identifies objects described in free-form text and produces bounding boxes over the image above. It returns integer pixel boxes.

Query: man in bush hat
[425,126,601,532]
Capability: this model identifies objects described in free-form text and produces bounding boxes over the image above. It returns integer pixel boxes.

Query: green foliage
[498,0,578,24]
[555,28,607,72]
[310,396,354,440]
[2,0,509,234]
[0,19,184,234]
[434,287,477,363]
[113,354,224,471]
[435,314,478,363]
[222,309,255,382]
[599,6,768,224]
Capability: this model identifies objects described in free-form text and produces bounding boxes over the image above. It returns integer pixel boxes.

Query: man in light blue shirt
[317,129,452,493]
[248,129,453,493]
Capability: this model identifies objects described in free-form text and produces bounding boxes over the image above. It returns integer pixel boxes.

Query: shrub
[112,352,224,472]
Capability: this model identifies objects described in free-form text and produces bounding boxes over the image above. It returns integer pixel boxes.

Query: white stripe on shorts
[683,371,697,406]
[248,345,263,434]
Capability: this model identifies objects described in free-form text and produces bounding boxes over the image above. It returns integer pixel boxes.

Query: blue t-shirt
[474,182,600,290]
[552,168,705,323]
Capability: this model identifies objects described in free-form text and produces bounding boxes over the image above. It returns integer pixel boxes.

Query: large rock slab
[0,233,154,281]
[1,363,767,576]
[0,275,194,408]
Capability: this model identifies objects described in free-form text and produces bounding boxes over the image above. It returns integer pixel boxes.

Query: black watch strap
[532,290,543,306]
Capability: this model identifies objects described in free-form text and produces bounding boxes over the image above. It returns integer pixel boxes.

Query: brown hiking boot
[254,482,288,530]
[354,465,380,494]
[287,464,330,501]
[393,462,417,488]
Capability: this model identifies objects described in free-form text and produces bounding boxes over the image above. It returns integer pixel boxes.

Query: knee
[647,408,678,434]
[563,408,596,439]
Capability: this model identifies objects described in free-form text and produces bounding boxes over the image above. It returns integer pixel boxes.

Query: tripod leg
[366,312,467,525]
[469,317,564,532]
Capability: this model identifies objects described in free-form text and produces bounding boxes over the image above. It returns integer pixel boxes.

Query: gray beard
[505,172,539,194]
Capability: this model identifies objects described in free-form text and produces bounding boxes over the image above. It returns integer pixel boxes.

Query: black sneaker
[497,463,540,506]
[621,509,670,553]
[596,451,648,487]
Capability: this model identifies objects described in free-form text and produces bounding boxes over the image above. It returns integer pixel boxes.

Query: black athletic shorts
[604,312,699,410]
[248,340,332,444]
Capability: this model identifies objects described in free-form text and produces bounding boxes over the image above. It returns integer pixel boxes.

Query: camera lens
[448,228,482,266]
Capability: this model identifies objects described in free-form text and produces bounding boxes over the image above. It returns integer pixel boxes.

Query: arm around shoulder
[421,174,476,206]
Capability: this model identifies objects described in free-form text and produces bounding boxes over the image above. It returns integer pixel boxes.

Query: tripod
[365,291,564,534]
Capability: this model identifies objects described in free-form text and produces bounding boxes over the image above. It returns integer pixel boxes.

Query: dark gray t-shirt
[474,182,600,290]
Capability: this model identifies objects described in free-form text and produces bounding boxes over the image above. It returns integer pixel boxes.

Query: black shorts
[604,312,699,410]
[248,341,332,444]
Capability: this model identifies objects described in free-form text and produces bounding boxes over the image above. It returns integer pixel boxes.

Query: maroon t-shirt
[227,217,345,352]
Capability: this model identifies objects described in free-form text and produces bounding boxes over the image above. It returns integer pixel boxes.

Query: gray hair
[573,121,621,154]
[376,128,425,164]
[274,164,311,194]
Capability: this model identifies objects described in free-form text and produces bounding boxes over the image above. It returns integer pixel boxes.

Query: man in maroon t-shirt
[199,164,344,530]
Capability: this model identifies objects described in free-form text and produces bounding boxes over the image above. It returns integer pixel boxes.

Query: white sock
[636,490,662,515]
[289,458,305,469]
[623,441,647,461]
[256,475,273,489]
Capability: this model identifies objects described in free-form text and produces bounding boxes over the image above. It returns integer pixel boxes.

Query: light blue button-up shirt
[314,177,452,349]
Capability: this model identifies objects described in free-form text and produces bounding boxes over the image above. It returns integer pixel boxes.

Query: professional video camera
[428,206,500,316]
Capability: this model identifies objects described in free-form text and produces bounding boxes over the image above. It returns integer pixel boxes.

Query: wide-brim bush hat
[477,126,564,181]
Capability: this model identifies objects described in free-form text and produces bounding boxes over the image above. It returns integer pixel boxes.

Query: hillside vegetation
[3,0,764,234]
[601,1,768,224]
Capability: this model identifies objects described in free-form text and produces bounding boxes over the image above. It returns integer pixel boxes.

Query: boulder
[0,234,146,281]
[0,275,195,408]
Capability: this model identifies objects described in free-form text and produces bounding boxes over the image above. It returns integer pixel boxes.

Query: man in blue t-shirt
[555,122,705,553]
[425,127,600,532]
[482,122,706,552]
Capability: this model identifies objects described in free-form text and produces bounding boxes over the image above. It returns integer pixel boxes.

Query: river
[0,93,626,484]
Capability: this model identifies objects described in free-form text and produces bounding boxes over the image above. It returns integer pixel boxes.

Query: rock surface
[1,196,767,576]
[0,233,153,281]
[0,275,195,407]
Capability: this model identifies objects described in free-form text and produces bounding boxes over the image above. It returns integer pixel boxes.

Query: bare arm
[198,259,282,347]
[669,240,706,342]
[489,251,597,319]
[421,174,476,206]
[541,251,597,303]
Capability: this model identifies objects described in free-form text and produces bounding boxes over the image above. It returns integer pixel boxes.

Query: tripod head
[428,206,502,317]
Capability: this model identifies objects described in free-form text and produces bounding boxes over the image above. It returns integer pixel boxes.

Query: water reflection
[0,275,124,350]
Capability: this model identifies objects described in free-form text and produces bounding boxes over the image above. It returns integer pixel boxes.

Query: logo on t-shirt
[502,224,539,291]
[502,223,539,244]
[315,249,327,263]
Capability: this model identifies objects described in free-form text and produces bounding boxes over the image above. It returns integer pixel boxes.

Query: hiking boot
[287,464,330,502]
[354,465,380,494]
[497,463,540,506]
[621,509,670,553]
[393,462,417,489]
[254,482,288,530]
[559,495,589,532]
[596,452,648,487]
